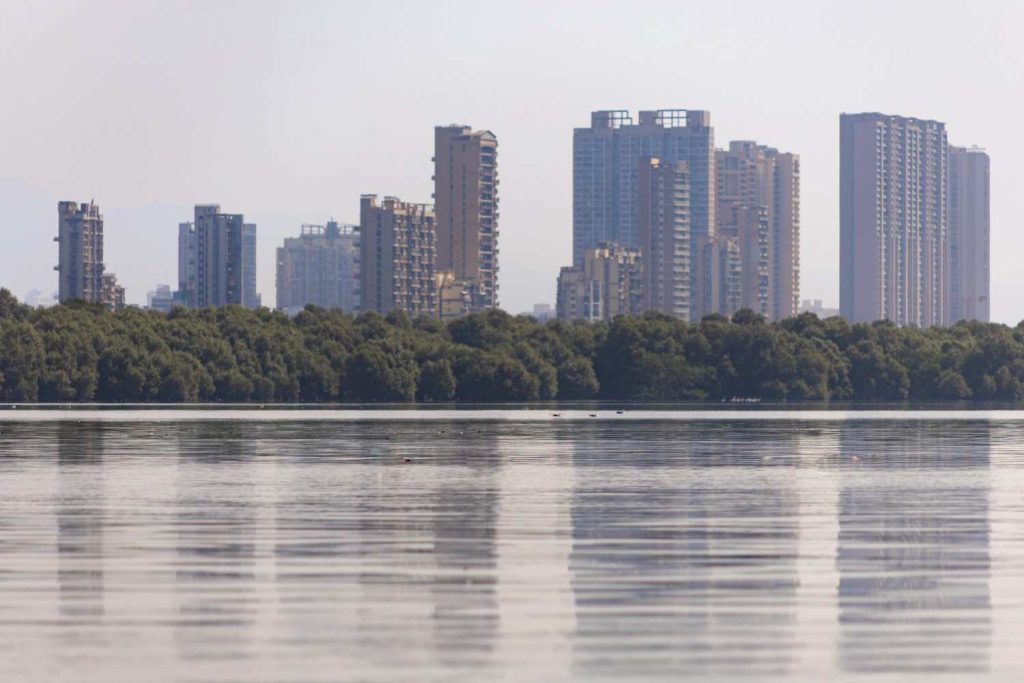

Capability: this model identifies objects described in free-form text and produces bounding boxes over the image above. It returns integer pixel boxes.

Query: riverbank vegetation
[0,288,1022,403]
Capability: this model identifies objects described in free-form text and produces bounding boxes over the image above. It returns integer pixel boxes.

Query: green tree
[556,356,600,399]
[418,358,456,401]
[345,339,418,401]
[0,320,44,401]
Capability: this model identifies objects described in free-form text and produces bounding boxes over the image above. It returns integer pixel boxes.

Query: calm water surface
[0,409,1022,682]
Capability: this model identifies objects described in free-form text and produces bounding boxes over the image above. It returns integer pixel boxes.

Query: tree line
[0,288,1022,403]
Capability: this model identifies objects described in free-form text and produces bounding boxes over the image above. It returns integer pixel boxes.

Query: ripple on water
[0,414,1018,682]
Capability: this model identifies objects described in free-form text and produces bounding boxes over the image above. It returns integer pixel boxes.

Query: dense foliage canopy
[0,288,1022,403]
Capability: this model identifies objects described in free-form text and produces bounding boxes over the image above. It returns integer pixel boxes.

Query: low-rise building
[529,303,555,322]
[557,243,642,321]
[147,285,175,313]
[100,273,125,311]
[276,221,359,314]
[719,204,770,317]
[801,299,840,318]
[435,271,472,322]
[697,235,742,319]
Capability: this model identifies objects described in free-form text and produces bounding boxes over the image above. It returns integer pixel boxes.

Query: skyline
[0,1,1016,319]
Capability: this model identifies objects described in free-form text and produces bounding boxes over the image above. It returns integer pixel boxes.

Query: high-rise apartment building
[715,141,800,319]
[176,222,197,305]
[840,113,948,326]
[719,204,771,316]
[637,157,690,319]
[359,195,437,317]
[947,146,990,323]
[433,125,499,311]
[56,200,105,303]
[185,205,259,309]
[697,235,742,318]
[772,153,801,320]
[556,243,642,321]
[573,109,714,319]
[275,222,360,314]
[242,223,260,308]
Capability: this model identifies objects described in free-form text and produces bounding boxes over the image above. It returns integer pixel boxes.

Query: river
[0,409,1017,681]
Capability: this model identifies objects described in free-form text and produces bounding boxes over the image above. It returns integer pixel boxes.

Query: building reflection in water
[174,421,258,661]
[425,426,501,669]
[271,421,501,675]
[837,420,991,674]
[57,421,106,620]
[493,422,577,678]
[569,420,801,678]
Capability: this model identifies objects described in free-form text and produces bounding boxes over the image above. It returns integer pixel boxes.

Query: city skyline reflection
[0,414,1012,681]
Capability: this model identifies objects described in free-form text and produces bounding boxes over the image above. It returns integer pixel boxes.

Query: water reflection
[426,427,500,669]
[0,415,1011,681]
[268,422,503,675]
[493,422,577,679]
[837,421,992,674]
[57,422,106,620]
[569,421,802,678]
[174,422,258,662]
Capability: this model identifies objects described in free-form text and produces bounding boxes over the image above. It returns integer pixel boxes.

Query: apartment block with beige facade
[697,235,742,319]
[840,112,947,327]
[435,270,476,322]
[359,195,437,318]
[946,146,990,323]
[433,125,499,312]
[637,157,691,320]
[715,141,800,320]
[556,243,642,321]
[718,204,771,316]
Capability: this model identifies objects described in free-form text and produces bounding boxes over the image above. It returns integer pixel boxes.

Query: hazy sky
[1,1,1020,320]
